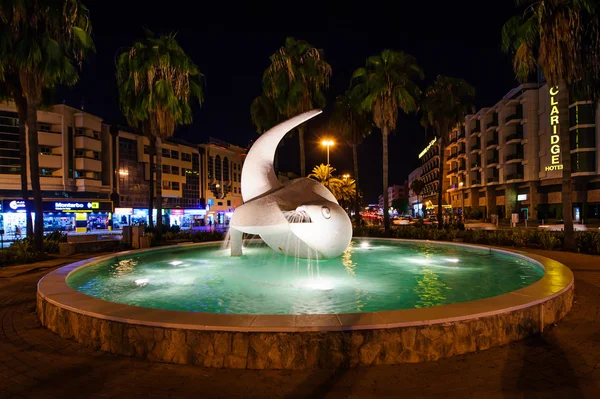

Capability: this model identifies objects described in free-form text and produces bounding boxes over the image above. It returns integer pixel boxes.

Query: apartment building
[0,103,113,235]
[0,102,249,236]
[113,130,204,229]
[199,138,246,225]
[448,83,600,221]
[378,184,408,209]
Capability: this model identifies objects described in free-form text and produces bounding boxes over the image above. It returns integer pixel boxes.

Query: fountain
[36,112,574,370]
[229,109,352,259]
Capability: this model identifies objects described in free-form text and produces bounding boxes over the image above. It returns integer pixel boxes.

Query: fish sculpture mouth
[228,110,353,259]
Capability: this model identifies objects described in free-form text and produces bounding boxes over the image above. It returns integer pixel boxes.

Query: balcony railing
[470,161,481,168]
[450,136,458,144]
[487,177,499,183]
[471,126,481,134]
[487,157,499,164]
[471,179,482,185]
[506,173,524,181]
[505,113,523,123]
[486,138,499,147]
[448,152,457,160]
[457,131,465,140]
[458,148,466,155]
[486,119,498,129]
[448,168,458,174]
[471,144,481,152]
[506,153,524,162]
[505,132,524,143]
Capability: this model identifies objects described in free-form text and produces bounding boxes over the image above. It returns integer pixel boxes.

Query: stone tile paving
[1,249,600,398]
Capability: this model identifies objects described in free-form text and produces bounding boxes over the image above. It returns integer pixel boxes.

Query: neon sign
[419,137,437,159]
[545,86,563,172]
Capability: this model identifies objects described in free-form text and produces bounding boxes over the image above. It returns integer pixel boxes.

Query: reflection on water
[68,240,544,315]
[414,268,451,308]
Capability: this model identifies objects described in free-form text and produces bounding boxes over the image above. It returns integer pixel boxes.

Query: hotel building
[447,83,600,221]
[418,135,450,214]
[407,167,423,217]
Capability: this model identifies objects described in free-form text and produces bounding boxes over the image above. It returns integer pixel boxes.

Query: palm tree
[308,164,343,197]
[410,178,425,217]
[420,76,475,229]
[502,0,600,250]
[329,90,372,220]
[351,50,423,231]
[116,31,204,232]
[0,0,94,251]
[262,37,332,177]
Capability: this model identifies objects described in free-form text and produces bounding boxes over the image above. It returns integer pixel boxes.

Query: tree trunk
[352,143,360,221]
[15,93,33,237]
[382,127,390,231]
[559,84,575,250]
[26,101,43,251]
[148,137,155,228]
[437,124,447,230]
[299,125,306,177]
[155,137,163,233]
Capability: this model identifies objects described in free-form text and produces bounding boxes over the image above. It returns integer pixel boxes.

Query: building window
[93,151,100,160]
[171,166,179,175]
[181,168,187,176]
[181,153,191,162]
[39,147,52,155]
[215,155,222,180]
[92,131,100,139]
[570,103,595,127]
[92,171,101,180]
[39,168,54,176]
[171,150,179,160]
[75,170,85,178]
[572,151,596,173]
[570,127,596,150]
[227,200,231,206]
[75,128,85,136]
[144,145,150,155]
[75,150,85,158]
[208,156,213,179]
[162,164,170,174]
[218,202,223,206]
[163,181,170,189]
[162,148,170,158]
[223,157,230,181]
[172,182,180,190]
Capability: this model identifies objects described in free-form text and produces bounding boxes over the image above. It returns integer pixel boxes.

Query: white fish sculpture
[229,110,352,259]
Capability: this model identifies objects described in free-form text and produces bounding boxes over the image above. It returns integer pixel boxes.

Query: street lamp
[321,139,335,165]
[342,174,350,180]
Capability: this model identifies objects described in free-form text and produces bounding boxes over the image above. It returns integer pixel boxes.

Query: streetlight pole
[321,140,334,165]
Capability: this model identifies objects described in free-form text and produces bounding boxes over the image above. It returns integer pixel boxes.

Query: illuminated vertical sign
[545,86,563,171]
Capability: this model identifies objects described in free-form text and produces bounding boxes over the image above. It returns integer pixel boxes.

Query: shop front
[0,199,113,236]
[43,200,113,232]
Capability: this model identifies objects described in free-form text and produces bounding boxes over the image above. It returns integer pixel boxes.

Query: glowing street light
[342,174,350,180]
[321,139,335,165]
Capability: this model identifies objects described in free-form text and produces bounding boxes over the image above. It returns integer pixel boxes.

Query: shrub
[0,239,45,267]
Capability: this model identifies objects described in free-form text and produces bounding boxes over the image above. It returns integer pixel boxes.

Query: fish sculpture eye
[321,206,331,219]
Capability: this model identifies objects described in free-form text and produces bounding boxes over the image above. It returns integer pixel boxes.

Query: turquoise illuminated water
[67,240,544,315]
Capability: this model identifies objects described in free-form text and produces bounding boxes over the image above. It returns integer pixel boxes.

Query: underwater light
[134,278,149,286]
[360,241,370,248]
[306,280,334,291]
[445,258,460,263]
[170,261,183,266]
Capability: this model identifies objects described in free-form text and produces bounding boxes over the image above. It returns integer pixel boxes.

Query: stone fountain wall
[37,285,573,369]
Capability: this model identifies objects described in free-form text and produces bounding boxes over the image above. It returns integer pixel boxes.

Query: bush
[354,225,599,254]
[0,239,46,267]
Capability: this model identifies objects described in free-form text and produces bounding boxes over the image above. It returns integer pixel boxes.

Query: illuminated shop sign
[9,200,26,210]
[418,137,437,159]
[545,86,563,172]
[44,201,111,212]
[517,194,528,201]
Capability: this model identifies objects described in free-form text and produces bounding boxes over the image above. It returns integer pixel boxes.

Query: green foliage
[0,239,45,267]
[353,226,600,254]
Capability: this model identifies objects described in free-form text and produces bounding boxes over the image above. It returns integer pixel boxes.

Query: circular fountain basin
[37,239,573,369]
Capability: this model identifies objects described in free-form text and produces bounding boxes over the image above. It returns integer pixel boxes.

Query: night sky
[57,0,521,203]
